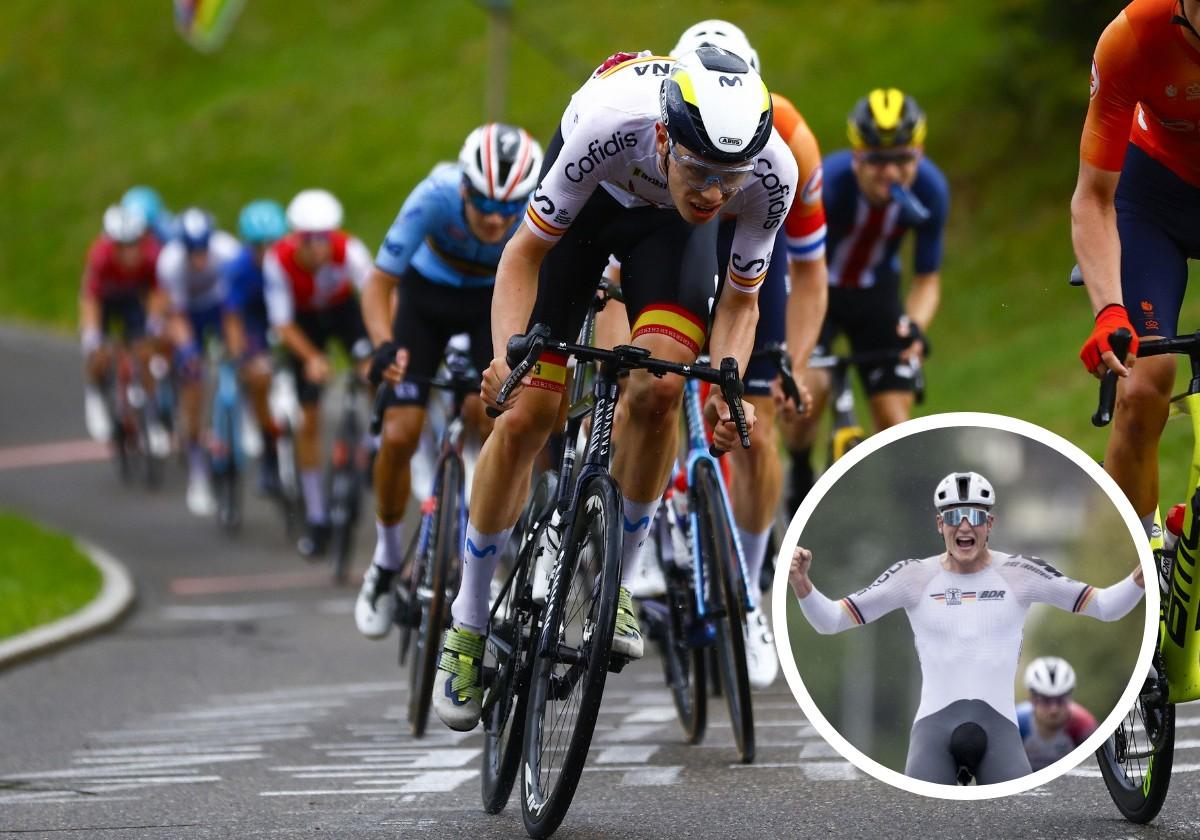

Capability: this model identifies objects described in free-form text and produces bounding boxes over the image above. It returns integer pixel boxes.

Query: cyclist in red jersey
[1074,0,1200,540]
[80,204,167,442]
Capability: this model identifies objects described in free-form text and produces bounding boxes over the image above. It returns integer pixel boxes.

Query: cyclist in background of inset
[121,185,176,245]
[431,47,797,731]
[1074,0,1200,545]
[789,471,1144,784]
[80,204,167,442]
[264,189,372,558]
[158,207,241,516]
[668,19,826,689]
[222,199,290,495]
[786,89,949,509]
[353,123,543,640]
[1016,656,1098,772]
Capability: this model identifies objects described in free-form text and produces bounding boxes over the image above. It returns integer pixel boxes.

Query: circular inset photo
[773,412,1157,799]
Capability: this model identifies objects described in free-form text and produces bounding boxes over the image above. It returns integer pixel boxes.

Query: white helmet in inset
[459,123,543,203]
[286,189,343,233]
[933,471,995,509]
[1025,656,1076,697]
[102,204,147,244]
[670,18,760,73]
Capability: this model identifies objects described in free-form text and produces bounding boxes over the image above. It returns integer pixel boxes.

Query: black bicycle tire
[521,473,622,839]
[409,456,461,737]
[216,405,240,532]
[655,515,706,743]
[482,470,557,814]
[329,465,359,585]
[1096,655,1175,823]
[694,459,755,764]
[277,431,303,539]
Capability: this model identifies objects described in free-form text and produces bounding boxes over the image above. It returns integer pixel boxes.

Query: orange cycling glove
[1080,303,1139,374]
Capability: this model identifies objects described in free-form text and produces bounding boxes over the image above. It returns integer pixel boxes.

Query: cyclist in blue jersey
[222,199,289,494]
[786,89,949,508]
[354,123,544,640]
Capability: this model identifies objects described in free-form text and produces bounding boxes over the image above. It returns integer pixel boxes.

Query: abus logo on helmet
[718,136,744,146]
[565,131,638,182]
[753,157,792,230]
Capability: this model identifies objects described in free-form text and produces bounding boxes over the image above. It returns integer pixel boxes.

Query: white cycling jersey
[796,552,1144,724]
[524,54,798,294]
[156,231,241,313]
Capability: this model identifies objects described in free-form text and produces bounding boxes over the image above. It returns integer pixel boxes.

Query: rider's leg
[782,368,831,511]
[1105,353,1174,527]
[729,393,780,605]
[867,390,915,431]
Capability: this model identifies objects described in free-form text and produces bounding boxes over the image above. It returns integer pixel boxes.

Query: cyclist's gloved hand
[704,387,756,453]
[1080,303,1139,377]
[898,316,930,363]
[368,340,399,386]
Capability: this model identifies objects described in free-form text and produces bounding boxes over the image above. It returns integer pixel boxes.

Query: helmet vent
[956,476,970,501]
[694,45,748,74]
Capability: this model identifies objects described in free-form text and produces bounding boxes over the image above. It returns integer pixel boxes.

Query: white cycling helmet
[459,123,543,202]
[670,18,760,73]
[933,471,995,509]
[1025,656,1076,698]
[286,189,343,233]
[102,204,147,244]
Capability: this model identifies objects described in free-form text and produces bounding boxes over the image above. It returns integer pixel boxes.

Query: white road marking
[620,767,681,786]
[595,745,659,764]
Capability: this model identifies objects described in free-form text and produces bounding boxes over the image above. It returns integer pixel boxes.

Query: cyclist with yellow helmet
[432,46,798,731]
[787,89,949,509]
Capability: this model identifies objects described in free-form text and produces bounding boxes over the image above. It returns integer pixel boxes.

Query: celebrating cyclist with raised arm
[431,47,797,731]
[353,124,543,640]
[1074,0,1200,542]
[264,189,372,557]
[158,207,242,516]
[668,19,828,688]
[787,89,949,509]
[789,472,1144,784]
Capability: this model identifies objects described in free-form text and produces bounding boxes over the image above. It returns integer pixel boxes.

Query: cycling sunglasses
[465,188,525,217]
[939,507,990,527]
[862,149,917,166]
[299,231,333,245]
[668,141,755,196]
[1030,692,1070,707]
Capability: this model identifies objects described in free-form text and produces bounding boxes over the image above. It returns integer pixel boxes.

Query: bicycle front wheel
[1096,656,1175,823]
[521,474,621,839]
[409,456,461,737]
[653,511,706,743]
[693,459,754,764]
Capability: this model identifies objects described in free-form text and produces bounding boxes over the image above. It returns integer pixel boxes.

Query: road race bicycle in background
[383,348,481,737]
[209,356,246,533]
[479,320,750,839]
[270,364,305,541]
[326,362,372,584]
[1091,322,1200,823]
[105,342,170,489]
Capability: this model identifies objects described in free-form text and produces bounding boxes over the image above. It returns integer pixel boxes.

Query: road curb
[0,539,136,670]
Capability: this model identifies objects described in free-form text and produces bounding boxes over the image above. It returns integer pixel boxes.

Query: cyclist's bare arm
[360,266,400,347]
[484,224,554,409]
[906,272,940,332]
[79,292,102,343]
[786,259,827,374]
[1071,161,1129,376]
[222,309,247,358]
[278,322,329,383]
[706,286,759,450]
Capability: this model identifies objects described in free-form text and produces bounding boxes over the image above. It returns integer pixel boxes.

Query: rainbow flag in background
[174,0,246,52]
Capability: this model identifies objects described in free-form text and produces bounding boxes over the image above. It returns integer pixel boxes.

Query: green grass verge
[0,512,102,640]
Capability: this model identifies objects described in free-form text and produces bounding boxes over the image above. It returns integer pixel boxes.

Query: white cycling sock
[372,520,404,572]
[620,496,659,589]
[450,523,513,633]
[301,469,328,525]
[738,526,772,609]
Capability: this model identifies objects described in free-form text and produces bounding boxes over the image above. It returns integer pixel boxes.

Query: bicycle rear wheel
[693,459,754,764]
[214,406,241,533]
[521,474,621,839]
[328,461,360,585]
[1096,654,1174,823]
[408,456,461,737]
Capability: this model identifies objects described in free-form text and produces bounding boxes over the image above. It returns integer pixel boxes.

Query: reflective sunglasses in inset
[939,507,990,527]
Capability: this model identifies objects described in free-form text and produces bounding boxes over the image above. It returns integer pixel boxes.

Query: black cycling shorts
[717,221,788,396]
[290,296,369,404]
[389,268,492,406]
[101,294,148,342]
[526,128,717,392]
[815,285,917,396]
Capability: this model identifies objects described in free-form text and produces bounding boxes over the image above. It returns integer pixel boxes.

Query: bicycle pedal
[606,654,629,674]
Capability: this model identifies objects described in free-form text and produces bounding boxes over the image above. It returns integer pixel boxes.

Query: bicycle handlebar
[752,342,803,413]
[1092,328,1132,428]
[370,369,482,436]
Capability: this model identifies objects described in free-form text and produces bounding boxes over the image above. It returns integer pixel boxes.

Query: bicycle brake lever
[1093,328,1132,427]
[369,384,389,436]
[774,348,803,413]
[708,357,750,457]
[486,323,552,419]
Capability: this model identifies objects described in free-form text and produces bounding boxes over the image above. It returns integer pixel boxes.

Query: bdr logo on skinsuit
[565,132,638,183]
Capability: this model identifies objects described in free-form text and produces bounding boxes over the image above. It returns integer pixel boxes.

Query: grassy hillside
[5,0,1199,490]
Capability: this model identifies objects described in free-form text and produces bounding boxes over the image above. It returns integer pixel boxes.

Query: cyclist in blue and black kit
[354,123,544,640]
[787,89,949,508]
[222,199,289,494]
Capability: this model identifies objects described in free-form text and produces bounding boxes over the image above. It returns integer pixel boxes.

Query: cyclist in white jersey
[788,471,1145,783]
[432,47,798,731]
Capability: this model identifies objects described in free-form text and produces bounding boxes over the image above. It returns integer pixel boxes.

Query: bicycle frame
[210,358,244,475]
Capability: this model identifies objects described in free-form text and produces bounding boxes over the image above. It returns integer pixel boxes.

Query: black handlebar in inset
[708,356,750,458]
[1092,328,1132,428]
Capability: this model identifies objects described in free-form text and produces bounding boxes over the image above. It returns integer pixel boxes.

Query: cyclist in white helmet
[1015,656,1098,771]
[264,189,373,556]
[354,124,543,640]
[789,471,1145,784]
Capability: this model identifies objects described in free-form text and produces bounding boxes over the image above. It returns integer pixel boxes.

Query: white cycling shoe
[186,473,216,517]
[84,386,111,442]
[355,564,396,639]
[626,549,667,599]
[611,587,644,660]
[744,605,779,689]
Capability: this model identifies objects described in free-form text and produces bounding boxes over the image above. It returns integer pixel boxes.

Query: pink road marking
[170,566,366,596]
[0,438,109,471]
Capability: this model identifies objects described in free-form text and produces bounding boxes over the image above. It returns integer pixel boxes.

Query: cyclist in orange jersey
[1075,0,1200,540]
